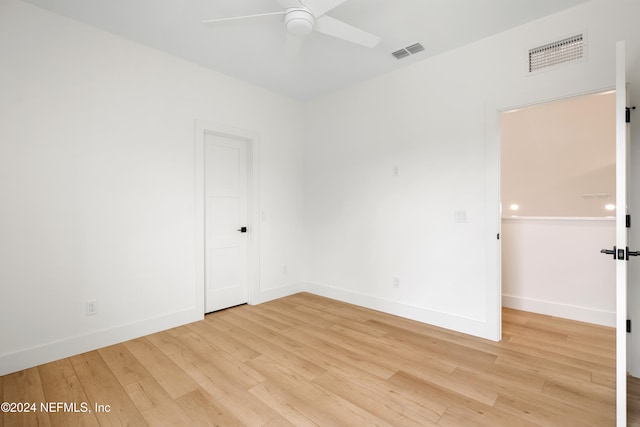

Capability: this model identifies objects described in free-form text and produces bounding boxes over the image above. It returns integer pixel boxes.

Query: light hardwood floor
[1,292,637,426]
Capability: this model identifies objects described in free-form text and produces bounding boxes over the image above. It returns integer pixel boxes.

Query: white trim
[252,283,308,305]
[194,120,261,312]
[502,216,616,222]
[502,294,615,327]
[485,93,502,342]
[0,307,201,377]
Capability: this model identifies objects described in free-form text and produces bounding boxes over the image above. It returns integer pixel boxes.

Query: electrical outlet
[393,277,400,289]
[86,301,98,316]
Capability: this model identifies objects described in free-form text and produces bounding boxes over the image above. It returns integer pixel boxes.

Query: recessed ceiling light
[605,204,616,211]
[510,204,519,211]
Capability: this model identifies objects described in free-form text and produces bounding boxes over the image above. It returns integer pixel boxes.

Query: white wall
[303,0,640,340]
[502,219,616,326]
[0,0,306,375]
[3,0,640,376]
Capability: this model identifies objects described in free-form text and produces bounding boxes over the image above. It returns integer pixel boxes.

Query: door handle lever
[237,227,248,233]
[600,247,616,259]
[627,247,640,259]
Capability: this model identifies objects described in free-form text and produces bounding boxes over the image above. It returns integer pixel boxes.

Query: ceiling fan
[202,0,381,57]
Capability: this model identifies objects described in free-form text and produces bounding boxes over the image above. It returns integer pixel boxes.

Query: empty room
[1,0,639,425]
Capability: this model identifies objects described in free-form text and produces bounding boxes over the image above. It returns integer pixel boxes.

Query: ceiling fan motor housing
[285,9,315,36]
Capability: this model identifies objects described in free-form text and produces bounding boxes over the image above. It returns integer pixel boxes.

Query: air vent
[392,42,425,60]
[406,43,425,54]
[392,48,411,59]
[529,34,584,72]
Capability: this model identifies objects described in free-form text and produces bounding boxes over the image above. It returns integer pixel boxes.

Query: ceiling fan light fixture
[285,10,315,36]
[203,1,382,53]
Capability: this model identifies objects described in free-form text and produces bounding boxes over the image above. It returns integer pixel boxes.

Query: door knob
[237,227,247,233]
[600,247,616,259]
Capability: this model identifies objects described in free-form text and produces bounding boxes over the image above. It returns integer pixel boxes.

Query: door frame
[194,120,260,314]
[485,85,615,342]
[486,41,635,426]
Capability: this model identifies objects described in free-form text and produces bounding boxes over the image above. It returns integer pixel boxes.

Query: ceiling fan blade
[286,33,306,59]
[315,15,381,48]
[303,0,349,17]
[202,11,285,26]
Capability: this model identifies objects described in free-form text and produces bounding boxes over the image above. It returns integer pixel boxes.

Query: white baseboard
[0,283,309,376]
[305,282,499,341]
[251,283,308,305]
[2,281,511,376]
[0,308,202,377]
[502,294,615,327]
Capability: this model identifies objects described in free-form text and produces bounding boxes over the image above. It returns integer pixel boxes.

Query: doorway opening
[499,90,616,326]
[195,121,259,316]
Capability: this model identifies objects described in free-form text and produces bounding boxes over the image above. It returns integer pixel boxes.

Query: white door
[614,40,633,427]
[204,132,249,313]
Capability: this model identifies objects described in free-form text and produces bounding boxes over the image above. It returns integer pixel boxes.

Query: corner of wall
[304,282,500,342]
[252,282,309,306]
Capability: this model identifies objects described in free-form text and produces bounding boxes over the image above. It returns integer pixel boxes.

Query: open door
[602,39,633,427]
[615,39,628,427]
[613,40,633,427]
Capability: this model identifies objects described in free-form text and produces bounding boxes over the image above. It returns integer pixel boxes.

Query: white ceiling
[21,0,590,100]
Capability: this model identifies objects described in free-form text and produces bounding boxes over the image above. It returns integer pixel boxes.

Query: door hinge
[628,319,632,333]
[627,214,631,228]
[627,106,636,123]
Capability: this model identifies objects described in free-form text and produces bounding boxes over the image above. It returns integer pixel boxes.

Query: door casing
[195,120,260,314]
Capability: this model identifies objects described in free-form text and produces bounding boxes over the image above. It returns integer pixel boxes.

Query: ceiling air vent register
[529,34,584,72]
[392,43,425,60]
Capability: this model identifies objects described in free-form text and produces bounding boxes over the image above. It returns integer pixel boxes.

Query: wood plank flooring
[0,292,635,426]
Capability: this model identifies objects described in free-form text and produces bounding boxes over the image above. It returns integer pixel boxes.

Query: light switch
[454,210,467,223]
